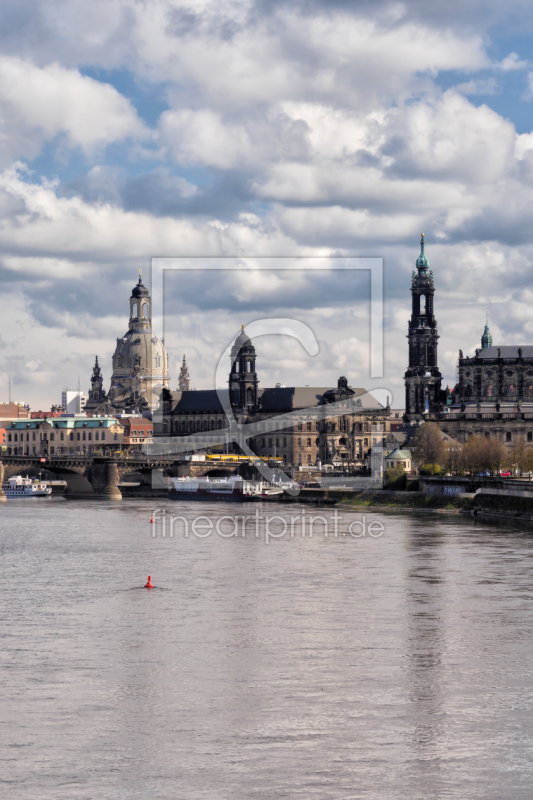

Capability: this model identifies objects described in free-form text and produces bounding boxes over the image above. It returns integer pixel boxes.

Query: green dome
[481,321,492,350]
[416,233,429,271]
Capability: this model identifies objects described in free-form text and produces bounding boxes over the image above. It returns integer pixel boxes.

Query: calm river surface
[2,498,533,799]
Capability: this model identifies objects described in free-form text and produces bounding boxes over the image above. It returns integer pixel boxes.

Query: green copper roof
[481,320,492,350]
[416,232,429,271]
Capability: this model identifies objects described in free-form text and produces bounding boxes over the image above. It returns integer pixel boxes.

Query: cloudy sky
[2,0,533,408]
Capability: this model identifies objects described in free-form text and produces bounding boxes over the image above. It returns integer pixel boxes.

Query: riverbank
[340,491,474,514]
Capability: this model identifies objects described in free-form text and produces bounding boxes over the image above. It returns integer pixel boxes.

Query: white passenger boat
[168,475,283,501]
[3,476,53,498]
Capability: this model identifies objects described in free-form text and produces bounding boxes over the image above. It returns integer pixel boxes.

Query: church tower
[229,325,259,412]
[109,271,169,412]
[404,234,442,420]
[88,356,106,404]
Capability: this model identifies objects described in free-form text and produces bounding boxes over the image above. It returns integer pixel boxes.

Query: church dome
[109,272,169,411]
[131,272,149,299]
[113,330,167,374]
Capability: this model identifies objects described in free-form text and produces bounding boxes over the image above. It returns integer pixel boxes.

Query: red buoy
[145,576,154,588]
[150,517,155,523]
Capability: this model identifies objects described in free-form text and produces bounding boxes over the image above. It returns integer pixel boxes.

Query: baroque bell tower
[229,325,259,413]
[404,233,442,420]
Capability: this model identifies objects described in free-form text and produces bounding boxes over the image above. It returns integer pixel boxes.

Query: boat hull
[168,489,262,502]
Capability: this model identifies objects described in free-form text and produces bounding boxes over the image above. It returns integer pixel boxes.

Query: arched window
[506,385,515,396]
[420,294,426,314]
[132,302,137,318]
[50,433,54,441]
[506,431,512,442]
[8,433,11,442]
[143,303,148,318]
[246,387,253,404]
[70,432,74,441]
[247,361,252,372]
[50,447,55,455]
[525,385,533,397]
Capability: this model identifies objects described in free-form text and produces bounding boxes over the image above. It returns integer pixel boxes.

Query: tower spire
[178,354,190,391]
[481,314,492,350]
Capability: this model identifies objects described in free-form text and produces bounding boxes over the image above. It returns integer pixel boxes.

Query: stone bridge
[0,456,245,499]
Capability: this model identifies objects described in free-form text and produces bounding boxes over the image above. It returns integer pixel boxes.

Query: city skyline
[2,2,533,405]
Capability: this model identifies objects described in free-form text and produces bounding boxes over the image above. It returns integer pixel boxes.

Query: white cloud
[497,52,529,71]
[0,57,148,163]
[455,78,499,95]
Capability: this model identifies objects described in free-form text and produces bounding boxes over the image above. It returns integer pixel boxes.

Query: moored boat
[168,475,283,501]
[3,476,53,498]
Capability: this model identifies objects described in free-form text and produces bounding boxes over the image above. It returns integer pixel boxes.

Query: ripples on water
[1,499,533,799]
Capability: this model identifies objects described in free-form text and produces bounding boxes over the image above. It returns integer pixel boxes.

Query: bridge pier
[0,462,6,503]
[87,458,122,500]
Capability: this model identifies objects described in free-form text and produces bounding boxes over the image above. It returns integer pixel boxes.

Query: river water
[2,498,533,799]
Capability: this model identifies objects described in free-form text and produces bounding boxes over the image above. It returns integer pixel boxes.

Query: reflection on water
[1,499,533,799]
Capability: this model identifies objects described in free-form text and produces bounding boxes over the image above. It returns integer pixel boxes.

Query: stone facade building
[403,236,533,449]
[6,417,124,456]
[157,328,389,467]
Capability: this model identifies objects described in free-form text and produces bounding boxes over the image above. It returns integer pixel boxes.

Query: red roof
[30,411,64,419]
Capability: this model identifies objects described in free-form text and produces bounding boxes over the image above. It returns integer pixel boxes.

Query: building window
[261,438,265,447]
[95,432,99,441]
[364,438,368,446]
[114,434,118,440]
[82,432,86,441]
[506,432,512,442]
[88,432,92,441]
[69,432,73,440]
[528,432,533,442]
[298,438,302,446]
[33,433,36,441]
[307,438,311,446]
[297,423,302,431]
[14,434,17,442]
[102,432,105,441]
[50,433,55,441]
[307,422,312,431]
[60,432,64,441]
[8,433,11,442]
[50,447,55,455]
[307,454,312,464]
[77,432,80,440]
[283,438,286,447]
[268,438,272,447]
[275,438,279,447]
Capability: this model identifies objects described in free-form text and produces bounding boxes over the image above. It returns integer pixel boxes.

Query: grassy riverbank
[340,492,474,512]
